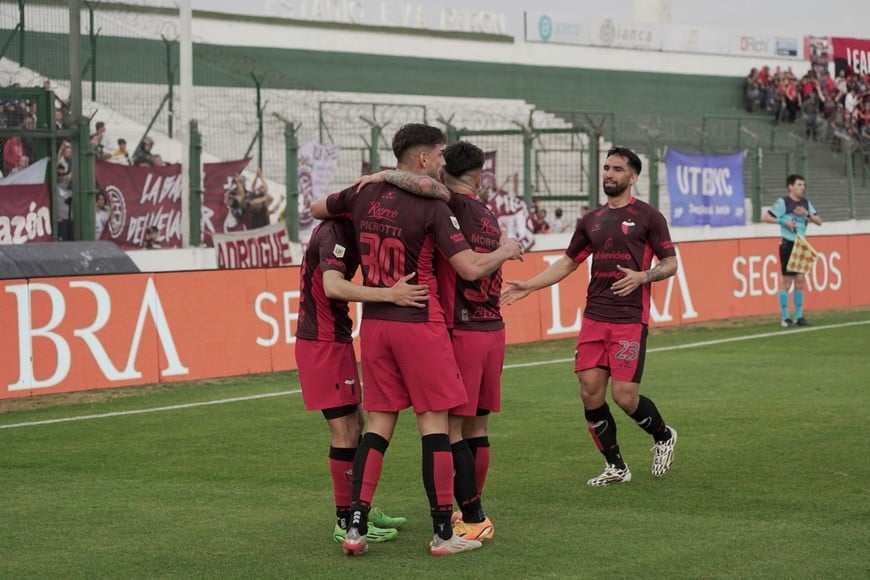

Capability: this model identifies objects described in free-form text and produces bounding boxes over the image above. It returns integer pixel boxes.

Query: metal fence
[2,0,866,244]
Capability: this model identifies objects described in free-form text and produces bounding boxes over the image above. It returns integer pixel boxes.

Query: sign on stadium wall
[1,234,867,399]
[525,12,802,59]
[830,37,870,76]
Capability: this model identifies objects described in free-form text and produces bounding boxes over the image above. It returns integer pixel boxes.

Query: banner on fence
[298,142,340,243]
[0,183,53,244]
[665,149,746,227]
[213,221,296,269]
[0,157,53,244]
[95,161,183,249]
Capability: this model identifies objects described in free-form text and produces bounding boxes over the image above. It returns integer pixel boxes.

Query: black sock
[629,395,670,443]
[422,434,454,540]
[585,403,624,468]
[451,440,484,523]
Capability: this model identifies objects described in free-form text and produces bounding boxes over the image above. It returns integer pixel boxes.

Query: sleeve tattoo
[385,170,450,202]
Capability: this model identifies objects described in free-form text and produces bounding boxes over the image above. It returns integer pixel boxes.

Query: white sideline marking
[2,320,867,430]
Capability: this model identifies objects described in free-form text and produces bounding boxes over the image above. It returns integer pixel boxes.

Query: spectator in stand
[530,207,551,234]
[90,121,111,160]
[110,138,132,165]
[95,191,110,239]
[576,203,591,230]
[803,83,825,141]
[2,135,24,175]
[551,207,565,233]
[21,114,37,161]
[245,168,275,229]
[132,137,154,166]
[223,173,247,230]
[10,154,29,174]
[745,68,761,113]
[757,65,772,111]
[151,154,166,167]
[782,77,801,123]
[143,225,161,249]
[53,108,65,130]
[56,140,74,241]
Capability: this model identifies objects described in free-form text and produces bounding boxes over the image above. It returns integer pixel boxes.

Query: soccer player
[760,174,822,327]
[296,218,428,545]
[501,146,679,486]
[311,123,522,557]
[354,141,502,541]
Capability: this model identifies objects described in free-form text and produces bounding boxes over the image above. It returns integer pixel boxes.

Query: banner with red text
[95,161,183,249]
[2,234,867,399]
[213,221,296,269]
[0,183,53,244]
[201,158,252,247]
[831,37,870,77]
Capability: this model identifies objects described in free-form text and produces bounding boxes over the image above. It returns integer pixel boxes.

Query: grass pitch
[2,309,869,579]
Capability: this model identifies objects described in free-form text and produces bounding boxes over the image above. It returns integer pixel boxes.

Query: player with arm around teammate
[501,146,679,486]
[295,218,428,545]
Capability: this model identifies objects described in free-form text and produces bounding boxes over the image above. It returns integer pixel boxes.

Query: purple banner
[665,149,746,227]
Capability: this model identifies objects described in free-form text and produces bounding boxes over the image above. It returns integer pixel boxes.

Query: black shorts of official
[778,239,802,276]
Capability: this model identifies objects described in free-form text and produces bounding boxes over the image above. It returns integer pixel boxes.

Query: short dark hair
[786,174,805,186]
[606,146,642,175]
[96,121,105,130]
[117,138,126,145]
[444,141,484,178]
[392,123,446,162]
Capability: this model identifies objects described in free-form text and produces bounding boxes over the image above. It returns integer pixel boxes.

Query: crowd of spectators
[745,65,870,153]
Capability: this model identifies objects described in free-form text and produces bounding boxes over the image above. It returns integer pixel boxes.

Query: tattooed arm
[355,170,450,202]
[611,256,678,297]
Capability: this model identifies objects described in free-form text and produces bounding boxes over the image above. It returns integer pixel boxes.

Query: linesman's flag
[786,235,819,274]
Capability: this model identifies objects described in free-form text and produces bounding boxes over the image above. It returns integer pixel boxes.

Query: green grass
[2,309,869,579]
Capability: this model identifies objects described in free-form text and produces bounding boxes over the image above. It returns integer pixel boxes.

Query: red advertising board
[1,234,868,399]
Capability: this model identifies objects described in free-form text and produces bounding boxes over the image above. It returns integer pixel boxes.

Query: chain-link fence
[2,1,866,245]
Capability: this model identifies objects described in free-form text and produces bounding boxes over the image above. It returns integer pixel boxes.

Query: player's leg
[404,322,480,555]
[344,410,398,555]
[324,406,362,541]
[608,323,677,478]
[463,415,491,495]
[419,410,482,556]
[793,273,811,325]
[576,320,629,485]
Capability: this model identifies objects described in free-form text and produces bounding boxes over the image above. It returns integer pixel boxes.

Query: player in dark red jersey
[296,218,429,545]
[351,141,502,542]
[502,146,679,486]
[311,123,522,557]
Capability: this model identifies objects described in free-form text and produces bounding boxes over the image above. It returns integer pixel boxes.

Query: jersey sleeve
[807,200,817,216]
[317,221,355,275]
[566,225,592,264]
[648,211,677,260]
[324,186,355,218]
[432,202,471,258]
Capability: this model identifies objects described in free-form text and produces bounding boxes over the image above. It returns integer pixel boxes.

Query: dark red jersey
[326,183,470,323]
[567,197,676,325]
[437,190,504,330]
[296,219,359,343]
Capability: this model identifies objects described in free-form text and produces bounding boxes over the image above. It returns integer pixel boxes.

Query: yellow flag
[786,235,819,274]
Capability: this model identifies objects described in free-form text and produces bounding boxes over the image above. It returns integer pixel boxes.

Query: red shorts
[360,319,467,414]
[574,318,648,383]
[450,328,505,416]
[295,339,361,411]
